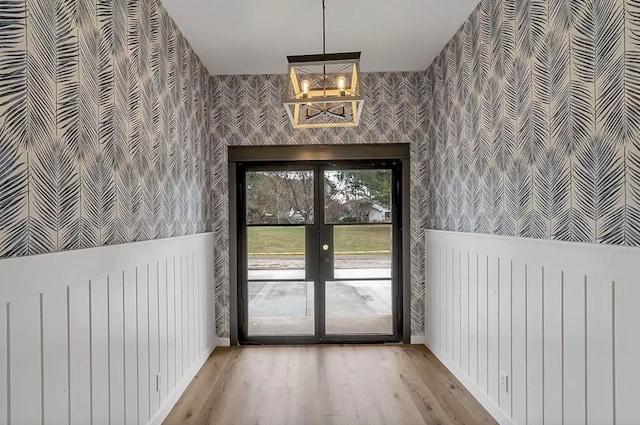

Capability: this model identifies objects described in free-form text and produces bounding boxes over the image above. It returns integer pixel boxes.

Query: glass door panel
[245,170,315,337]
[322,168,394,336]
[246,170,314,225]
[247,226,306,281]
[248,280,314,336]
[323,169,392,224]
[333,224,392,279]
[325,280,393,335]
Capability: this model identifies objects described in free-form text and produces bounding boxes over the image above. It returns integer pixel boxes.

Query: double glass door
[237,161,402,343]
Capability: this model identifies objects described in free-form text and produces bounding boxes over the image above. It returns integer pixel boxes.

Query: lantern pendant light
[283,0,364,129]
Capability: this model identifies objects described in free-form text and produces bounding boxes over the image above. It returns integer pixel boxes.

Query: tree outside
[324,170,392,223]
[246,169,392,225]
[246,171,314,224]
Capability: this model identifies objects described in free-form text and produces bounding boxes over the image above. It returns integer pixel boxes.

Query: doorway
[236,160,403,344]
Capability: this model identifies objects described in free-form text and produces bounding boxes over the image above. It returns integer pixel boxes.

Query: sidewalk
[248,254,391,270]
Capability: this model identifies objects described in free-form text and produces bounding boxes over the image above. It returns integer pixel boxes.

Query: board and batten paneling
[0,233,216,425]
[425,230,640,425]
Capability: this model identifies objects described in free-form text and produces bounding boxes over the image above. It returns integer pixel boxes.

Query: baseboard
[215,337,231,346]
[148,344,216,425]
[427,345,514,425]
[410,335,427,345]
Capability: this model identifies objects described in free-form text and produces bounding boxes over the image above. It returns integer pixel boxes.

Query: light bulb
[337,76,346,91]
[301,79,310,95]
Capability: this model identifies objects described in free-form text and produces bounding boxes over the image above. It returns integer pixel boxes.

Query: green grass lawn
[247,225,391,255]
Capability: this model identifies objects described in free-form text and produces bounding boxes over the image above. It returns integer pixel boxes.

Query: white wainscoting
[425,230,640,425]
[0,233,216,425]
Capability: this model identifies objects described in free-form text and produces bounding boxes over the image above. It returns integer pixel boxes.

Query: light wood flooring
[163,345,497,425]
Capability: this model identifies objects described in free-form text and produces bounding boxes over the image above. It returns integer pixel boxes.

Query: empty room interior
[1,0,639,424]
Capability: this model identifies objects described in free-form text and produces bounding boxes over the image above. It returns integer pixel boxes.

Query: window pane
[324,170,392,224]
[246,171,314,225]
[247,226,305,281]
[249,281,314,336]
[325,280,392,335]
[333,224,392,279]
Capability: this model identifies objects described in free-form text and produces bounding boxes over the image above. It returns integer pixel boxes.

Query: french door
[237,161,402,344]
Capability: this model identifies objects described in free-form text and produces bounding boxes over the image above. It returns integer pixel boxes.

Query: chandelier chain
[322,0,326,54]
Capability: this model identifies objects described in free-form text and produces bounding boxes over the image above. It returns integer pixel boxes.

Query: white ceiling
[161,0,480,76]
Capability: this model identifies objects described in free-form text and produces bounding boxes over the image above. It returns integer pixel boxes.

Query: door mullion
[313,165,324,341]
[238,169,248,340]
[392,165,401,339]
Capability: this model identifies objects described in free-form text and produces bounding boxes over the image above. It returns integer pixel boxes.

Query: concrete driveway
[248,268,392,335]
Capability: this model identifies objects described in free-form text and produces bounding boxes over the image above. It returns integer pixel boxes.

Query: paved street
[247,254,391,271]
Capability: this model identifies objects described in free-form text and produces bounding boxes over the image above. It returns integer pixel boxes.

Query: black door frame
[228,144,411,345]
[236,161,401,345]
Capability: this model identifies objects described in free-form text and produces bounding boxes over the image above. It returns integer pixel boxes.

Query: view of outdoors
[246,169,392,225]
[245,169,393,336]
[246,171,315,225]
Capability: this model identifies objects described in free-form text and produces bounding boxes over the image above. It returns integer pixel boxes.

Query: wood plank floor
[163,345,497,425]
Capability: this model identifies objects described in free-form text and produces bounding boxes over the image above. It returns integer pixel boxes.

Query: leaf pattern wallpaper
[210,73,429,337]
[3,0,640,340]
[425,0,640,246]
[0,0,214,257]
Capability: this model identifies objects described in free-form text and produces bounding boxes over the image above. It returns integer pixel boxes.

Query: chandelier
[283,0,364,129]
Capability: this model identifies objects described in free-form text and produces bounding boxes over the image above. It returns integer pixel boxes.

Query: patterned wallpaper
[210,73,429,337]
[8,0,635,341]
[0,0,214,257]
[425,0,640,246]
